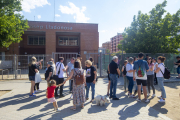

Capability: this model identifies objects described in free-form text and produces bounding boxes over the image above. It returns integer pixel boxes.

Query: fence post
[14,54,17,79]
[100,52,102,77]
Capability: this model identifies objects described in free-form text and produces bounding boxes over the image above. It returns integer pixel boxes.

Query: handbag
[35,72,42,83]
[74,70,84,85]
[53,63,61,80]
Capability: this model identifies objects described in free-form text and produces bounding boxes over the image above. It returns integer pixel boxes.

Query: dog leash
[100,96,105,102]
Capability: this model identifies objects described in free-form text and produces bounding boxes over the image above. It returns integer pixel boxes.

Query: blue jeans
[126,76,134,94]
[157,77,166,98]
[86,82,95,100]
[69,80,73,92]
[109,74,118,98]
[177,67,180,74]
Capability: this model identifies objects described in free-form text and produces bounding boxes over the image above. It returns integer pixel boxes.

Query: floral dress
[72,68,86,105]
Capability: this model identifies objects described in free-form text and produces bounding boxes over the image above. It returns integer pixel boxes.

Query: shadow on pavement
[87,102,110,113]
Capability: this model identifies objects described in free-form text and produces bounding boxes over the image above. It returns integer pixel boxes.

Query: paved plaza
[0,78,172,120]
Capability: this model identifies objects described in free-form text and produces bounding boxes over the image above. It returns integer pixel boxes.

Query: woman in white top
[155,56,166,103]
[50,58,56,75]
[126,57,135,98]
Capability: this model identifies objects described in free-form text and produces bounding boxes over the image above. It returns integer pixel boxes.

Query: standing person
[126,57,135,98]
[34,59,43,92]
[174,56,180,79]
[46,80,64,112]
[45,61,54,82]
[109,56,121,100]
[64,60,86,110]
[107,65,111,96]
[66,57,75,99]
[49,58,56,75]
[133,57,137,63]
[145,54,149,61]
[147,57,156,97]
[153,58,158,85]
[155,56,166,103]
[121,60,128,92]
[28,57,38,97]
[133,52,149,102]
[55,57,66,98]
[77,54,81,60]
[85,60,97,102]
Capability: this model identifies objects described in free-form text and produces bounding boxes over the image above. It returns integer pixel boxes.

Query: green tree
[118,0,180,53]
[106,49,110,53]
[0,0,29,47]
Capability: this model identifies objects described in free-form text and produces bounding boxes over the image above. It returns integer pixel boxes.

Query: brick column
[45,31,56,55]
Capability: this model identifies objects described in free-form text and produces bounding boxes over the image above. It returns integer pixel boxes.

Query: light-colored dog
[95,95,110,106]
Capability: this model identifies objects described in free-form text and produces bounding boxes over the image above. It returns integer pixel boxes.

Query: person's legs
[86,83,90,99]
[150,75,155,94]
[136,80,142,100]
[177,67,180,78]
[107,80,111,95]
[127,77,133,94]
[59,78,64,96]
[53,101,58,109]
[109,74,114,98]
[126,77,129,91]
[30,81,35,95]
[91,82,95,100]
[69,80,72,92]
[142,80,147,99]
[37,83,39,90]
[147,75,151,94]
[112,75,118,98]
[123,76,127,91]
[55,79,60,96]
[34,83,36,91]
[157,77,166,99]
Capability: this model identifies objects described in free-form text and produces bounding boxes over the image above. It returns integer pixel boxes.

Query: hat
[47,61,53,66]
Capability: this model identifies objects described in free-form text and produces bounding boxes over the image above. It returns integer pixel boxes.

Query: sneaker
[129,95,136,98]
[29,94,36,97]
[112,98,119,100]
[38,89,42,91]
[136,98,141,102]
[70,94,73,99]
[157,96,162,99]
[56,108,61,112]
[152,94,156,97]
[144,99,149,103]
[59,94,65,98]
[34,90,38,93]
[147,94,150,97]
[158,98,165,103]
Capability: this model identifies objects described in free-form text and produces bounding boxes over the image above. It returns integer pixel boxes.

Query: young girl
[46,80,64,112]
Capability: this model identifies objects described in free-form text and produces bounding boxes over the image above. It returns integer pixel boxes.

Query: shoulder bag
[74,69,84,85]
[53,63,61,80]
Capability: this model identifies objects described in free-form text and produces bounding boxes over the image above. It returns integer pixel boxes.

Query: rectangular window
[58,37,79,46]
[28,36,45,45]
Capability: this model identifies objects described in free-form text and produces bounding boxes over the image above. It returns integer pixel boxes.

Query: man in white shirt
[55,57,66,98]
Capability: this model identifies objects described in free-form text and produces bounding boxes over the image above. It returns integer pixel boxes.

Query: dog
[95,95,110,106]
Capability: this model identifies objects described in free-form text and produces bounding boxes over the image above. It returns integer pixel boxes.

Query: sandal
[70,106,76,110]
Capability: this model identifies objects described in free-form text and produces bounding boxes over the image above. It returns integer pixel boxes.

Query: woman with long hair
[28,57,38,97]
[147,57,156,97]
[64,59,86,110]
[155,56,166,102]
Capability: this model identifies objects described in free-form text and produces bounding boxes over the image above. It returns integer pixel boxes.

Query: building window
[28,36,45,45]
[59,37,78,46]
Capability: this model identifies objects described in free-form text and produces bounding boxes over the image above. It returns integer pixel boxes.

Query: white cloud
[14,11,23,15]
[118,27,125,33]
[37,15,41,19]
[100,30,107,33]
[21,0,51,12]
[55,14,61,17]
[59,2,90,23]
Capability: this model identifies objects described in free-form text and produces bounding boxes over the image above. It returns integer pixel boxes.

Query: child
[46,80,64,112]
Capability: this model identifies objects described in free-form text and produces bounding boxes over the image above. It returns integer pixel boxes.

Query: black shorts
[136,79,147,86]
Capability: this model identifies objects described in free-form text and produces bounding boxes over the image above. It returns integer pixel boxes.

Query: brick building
[102,41,111,53]
[0,21,99,68]
[111,33,123,53]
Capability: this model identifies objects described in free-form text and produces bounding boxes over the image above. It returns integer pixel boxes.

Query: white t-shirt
[126,63,134,77]
[154,62,158,70]
[156,63,165,77]
[56,62,65,78]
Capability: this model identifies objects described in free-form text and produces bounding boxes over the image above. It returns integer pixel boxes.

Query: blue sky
[20,0,180,47]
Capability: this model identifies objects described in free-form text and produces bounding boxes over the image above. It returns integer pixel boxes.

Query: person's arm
[64,70,74,83]
[93,71,97,84]
[117,68,120,76]
[39,62,42,70]
[46,90,48,98]
[47,72,52,82]
[150,65,154,71]
[133,70,136,81]
[66,65,69,77]
[56,83,64,87]
[108,65,110,73]
[145,62,150,72]
[121,66,124,72]
[62,64,66,72]
[155,64,161,73]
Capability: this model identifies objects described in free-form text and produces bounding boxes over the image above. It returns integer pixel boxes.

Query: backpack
[137,61,145,77]
[160,64,170,79]
[74,70,84,85]
[123,65,127,75]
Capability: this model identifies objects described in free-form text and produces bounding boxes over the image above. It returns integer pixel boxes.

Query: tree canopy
[0,0,29,47]
[118,0,180,53]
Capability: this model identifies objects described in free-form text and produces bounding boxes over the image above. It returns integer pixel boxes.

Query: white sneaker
[129,95,136,98]
[144,99,149,103]
[56,108,61,112]
[136,98,141,102]
[157,96,162,99]
[158,98,165,103]
[152,94,156,97]
[38,89,42,91]
[70,94,73,99]
[147,94,150,97]
[34,90,38,93]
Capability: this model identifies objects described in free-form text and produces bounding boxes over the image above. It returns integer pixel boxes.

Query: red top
[47,86,56,98]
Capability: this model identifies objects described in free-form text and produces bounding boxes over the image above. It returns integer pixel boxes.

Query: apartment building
[111,33,123,53]
[102,41,111,53]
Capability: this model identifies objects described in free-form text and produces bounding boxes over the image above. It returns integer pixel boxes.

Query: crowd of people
[28,55,97,111]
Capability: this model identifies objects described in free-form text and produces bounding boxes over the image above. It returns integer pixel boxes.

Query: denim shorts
[29,76,35,81]
[177,67,180,74]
